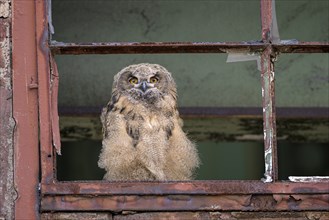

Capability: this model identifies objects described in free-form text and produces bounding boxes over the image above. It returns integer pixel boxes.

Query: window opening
[34,0,329,213]
[55,54,264,180]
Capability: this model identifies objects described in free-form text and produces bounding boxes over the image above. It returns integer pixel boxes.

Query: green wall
[53,0,328,108]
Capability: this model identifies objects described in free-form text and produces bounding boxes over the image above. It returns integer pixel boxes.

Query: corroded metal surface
[260,47,278,182]
[115,211,329,220]
[12,0,40,219]
[274,42,329,53]
[50,41,329,55]
[41,211,329,220]
[50,41,266,55]
[42,212,113,220]
[36,0,55,184]
[260,0,278,183]
[41,181,329,195]
[41,194,329,212]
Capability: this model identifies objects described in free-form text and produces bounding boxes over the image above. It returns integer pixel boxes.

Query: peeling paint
[41,211,329,220]
[0,21,10,80]
[0,1,10,18]
[270,70,275,82]
[262,148,273,183]
[289,176,329,183]
[260,46,277,182]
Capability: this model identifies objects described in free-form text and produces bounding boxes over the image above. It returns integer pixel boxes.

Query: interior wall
[52,0,328,108]
[52,0,329,180]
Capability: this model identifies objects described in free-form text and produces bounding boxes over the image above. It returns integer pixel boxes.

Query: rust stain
[50,41,266,55]
[49,41,329,55]
[41,193,329,212]
[12,0,40,219]
[36,0,55,184]
[41,212,112,220]
[261,46,278,182]
[41,181,329,196]
[260,0,272,42]
[40,211,329,220]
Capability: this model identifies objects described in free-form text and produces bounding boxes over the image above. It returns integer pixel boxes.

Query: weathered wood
[59,115,329,143]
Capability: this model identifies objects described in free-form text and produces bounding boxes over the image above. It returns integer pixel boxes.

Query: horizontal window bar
[41,211,329,219]
[41,193,329,212]
[273,42,329,53]
[50,41,329,55]
[50,41,266,54]
[41,181,329,195]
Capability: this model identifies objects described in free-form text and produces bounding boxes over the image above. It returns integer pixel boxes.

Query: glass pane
[276,0,329,41]
[52,0,261,42]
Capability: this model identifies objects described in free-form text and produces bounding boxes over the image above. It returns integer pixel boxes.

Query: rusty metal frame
[40,181,329,211]
[260,0,278,182]
[11,0,40,219]
[50,41,328,55]
[26,0,329,213]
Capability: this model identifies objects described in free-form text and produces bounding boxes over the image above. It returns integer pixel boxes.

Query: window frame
[28,0,329,213]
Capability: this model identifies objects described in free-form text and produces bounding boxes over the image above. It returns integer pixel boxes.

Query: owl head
[112,63,177,106]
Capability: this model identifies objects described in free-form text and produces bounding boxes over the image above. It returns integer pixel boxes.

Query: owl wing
[98,106,138,180]
[165,118,200,180]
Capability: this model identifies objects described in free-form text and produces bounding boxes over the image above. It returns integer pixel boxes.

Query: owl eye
[129,77,138,85]
[149,77,158,84]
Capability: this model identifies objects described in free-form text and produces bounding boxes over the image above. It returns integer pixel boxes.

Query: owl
[98,63,200,181]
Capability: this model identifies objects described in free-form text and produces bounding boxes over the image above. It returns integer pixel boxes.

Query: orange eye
[150,77,158,83]
[129,77,138,84]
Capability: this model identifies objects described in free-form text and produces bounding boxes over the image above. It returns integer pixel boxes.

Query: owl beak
[139,81,150,93]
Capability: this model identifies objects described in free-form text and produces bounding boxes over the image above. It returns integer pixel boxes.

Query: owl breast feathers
[98,63,200,181]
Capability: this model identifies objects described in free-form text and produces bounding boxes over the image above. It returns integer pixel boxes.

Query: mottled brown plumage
[98,63,200,181]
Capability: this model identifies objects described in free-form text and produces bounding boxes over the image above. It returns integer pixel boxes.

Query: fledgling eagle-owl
[98,63,200,181]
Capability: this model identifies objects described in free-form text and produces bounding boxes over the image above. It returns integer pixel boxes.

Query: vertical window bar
[260,0,278,182]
